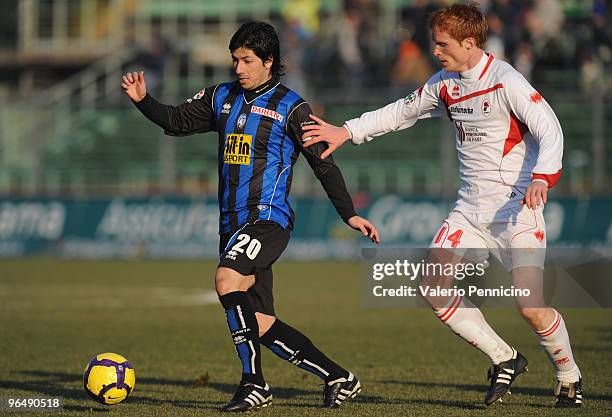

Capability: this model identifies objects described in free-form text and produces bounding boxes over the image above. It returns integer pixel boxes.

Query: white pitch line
[0,287,219,310]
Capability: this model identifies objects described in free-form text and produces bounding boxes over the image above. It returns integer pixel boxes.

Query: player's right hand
[302,114,351,159]
[121,71,147,102]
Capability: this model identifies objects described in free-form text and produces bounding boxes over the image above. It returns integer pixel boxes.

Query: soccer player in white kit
[302,3,583,408]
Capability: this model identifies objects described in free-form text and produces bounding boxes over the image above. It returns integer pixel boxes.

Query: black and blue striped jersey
[134,77,356,234]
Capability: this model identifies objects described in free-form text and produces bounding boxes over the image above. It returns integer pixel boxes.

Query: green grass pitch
[1,260,611,416]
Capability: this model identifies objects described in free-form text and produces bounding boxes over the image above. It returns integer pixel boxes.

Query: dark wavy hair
[229,21,285,77]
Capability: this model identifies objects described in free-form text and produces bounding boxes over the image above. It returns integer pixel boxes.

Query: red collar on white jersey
[460,52,494,81]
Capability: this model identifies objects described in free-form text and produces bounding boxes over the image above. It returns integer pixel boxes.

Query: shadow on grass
[2,371,222,411]
[5,370,321,411]
[350,395,486,410]
[378,379,612,403]
[0,375,84,401]
[62,405,111,413]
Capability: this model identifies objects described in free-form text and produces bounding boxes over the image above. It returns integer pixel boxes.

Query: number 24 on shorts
[231,234,262,260]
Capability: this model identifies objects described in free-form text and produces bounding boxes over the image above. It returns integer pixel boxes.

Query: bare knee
[518,307,546,323]
[255,313,276,337]
[215,267,253,296]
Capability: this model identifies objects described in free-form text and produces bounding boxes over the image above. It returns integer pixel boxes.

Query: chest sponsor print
[224,133,253,165]
[455,122,488,145]
[449,106,474,115]
[251,106,284,122]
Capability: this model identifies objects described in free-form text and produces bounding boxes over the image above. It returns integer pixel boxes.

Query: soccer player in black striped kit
[122,21,380,412]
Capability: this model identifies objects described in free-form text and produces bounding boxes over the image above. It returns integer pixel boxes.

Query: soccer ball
[83,353,136,405]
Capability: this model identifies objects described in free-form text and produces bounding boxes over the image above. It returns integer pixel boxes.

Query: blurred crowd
[274,0,612,96]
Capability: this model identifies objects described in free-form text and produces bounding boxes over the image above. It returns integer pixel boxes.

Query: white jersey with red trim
[344,52,563,213]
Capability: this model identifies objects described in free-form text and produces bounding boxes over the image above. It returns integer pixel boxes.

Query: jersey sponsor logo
[449,106,474,114]
[301,120,315,141]
[222,102,232,114]
[251,105,284,122]
[224,134,253,165]
[482,99,491,117]
[404,88,421,105]
[404,92,417,105]
[530,91,542,104]
[237,113,247,129]
[187,88,205,103]
[456,122,487,145]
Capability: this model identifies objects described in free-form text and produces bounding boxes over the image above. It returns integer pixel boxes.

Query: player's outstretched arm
[302,81,445,157]
[121,70,215,136]
[121,70,147,102]
[347,215,380,244]
[302,115,352,159]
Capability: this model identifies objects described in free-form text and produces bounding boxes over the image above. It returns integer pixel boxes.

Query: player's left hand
[521,181,548,209]
[348,216,380,244]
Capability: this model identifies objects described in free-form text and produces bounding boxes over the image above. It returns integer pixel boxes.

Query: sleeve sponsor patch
[404,86,423,105]
[301,120,315,141]
[187,88,205,103]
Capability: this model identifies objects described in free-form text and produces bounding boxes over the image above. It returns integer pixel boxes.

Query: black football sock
[219,291,265,386]
[260,319,349,382]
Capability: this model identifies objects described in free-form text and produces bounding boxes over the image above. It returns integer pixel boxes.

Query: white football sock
[434,295,514,364]
[535,309,581,383]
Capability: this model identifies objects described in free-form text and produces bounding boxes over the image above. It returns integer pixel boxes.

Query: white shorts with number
[429,204,546,271]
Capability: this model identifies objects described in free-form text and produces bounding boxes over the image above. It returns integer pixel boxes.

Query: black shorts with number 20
[218,220,290,315]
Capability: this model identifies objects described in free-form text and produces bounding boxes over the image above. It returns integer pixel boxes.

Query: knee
[518,307,545,322]
[215,267,254,296]
[255,313,276,337]
[215,268,239,296]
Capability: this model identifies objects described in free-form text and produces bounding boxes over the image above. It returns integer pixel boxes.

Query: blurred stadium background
[0,0,610,256]
[1,2,612,416]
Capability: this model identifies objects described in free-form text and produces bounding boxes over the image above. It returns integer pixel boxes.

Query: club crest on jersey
[534,229,545,242]
[251,106,284,122]
[222,102,232,114]
[187,88,205,103]
[482,99,491,117]
[236,113,247,129]
[224,133,252,165]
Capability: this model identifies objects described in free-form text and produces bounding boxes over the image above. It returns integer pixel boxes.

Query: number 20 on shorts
[231,234,262,260]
